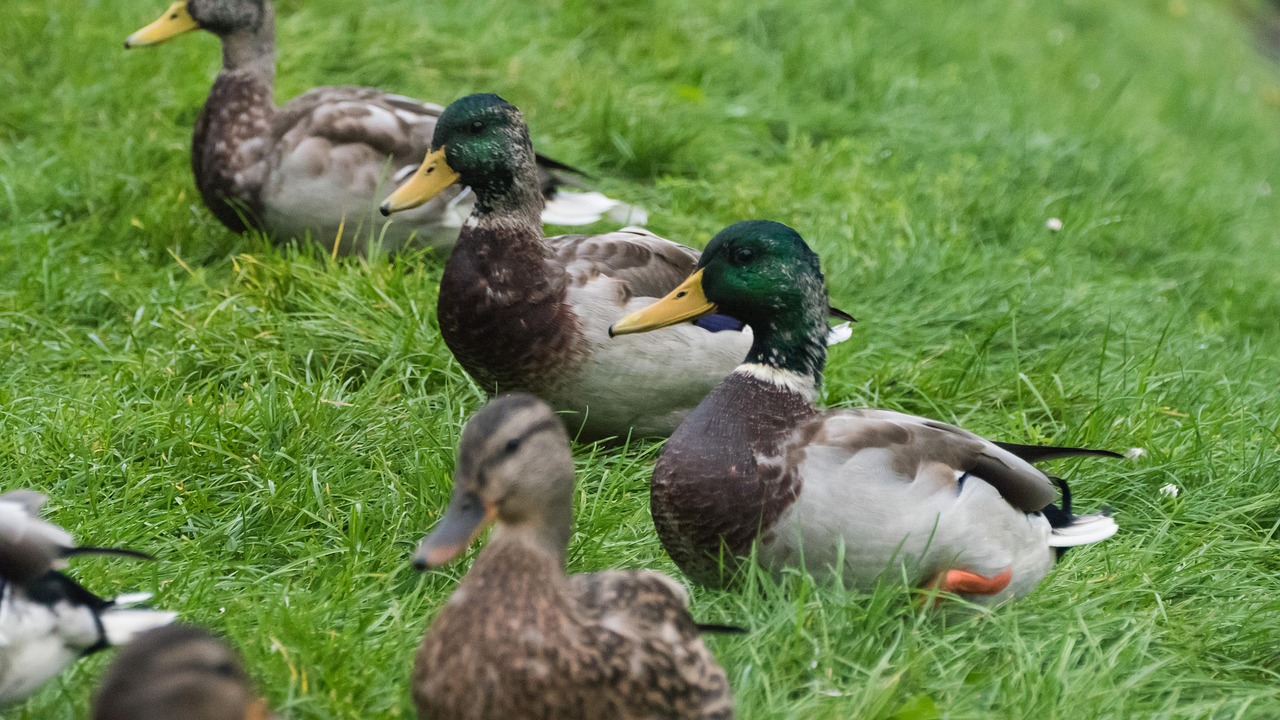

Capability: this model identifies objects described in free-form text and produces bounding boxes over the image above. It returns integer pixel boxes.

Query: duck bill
[379,147,460,215]
[125,1,200,48]
[609,270,717,336]
[412,492,498,569]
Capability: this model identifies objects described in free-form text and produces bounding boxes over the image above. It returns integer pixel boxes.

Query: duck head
[413,394,575,569]
[125,0,268,48]
[611,220,832,390]
[92,624,274,720]
[381,93,539,217]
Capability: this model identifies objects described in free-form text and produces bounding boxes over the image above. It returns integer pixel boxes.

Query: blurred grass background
[1,0,1279,717]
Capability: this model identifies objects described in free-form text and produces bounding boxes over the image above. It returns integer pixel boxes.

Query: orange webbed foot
[920,566,1013,607]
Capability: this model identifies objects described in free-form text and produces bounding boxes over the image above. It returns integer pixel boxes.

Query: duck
[609,221,1121,604]
[0,491,177,705]
[411,393,736,720]
[92,624,275,720]
[380,93,852,439]
[124,0,641,255]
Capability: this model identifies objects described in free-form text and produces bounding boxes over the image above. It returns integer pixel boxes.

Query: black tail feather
[62,547,155,562]
[828,306,857,323]
[995,442,1124,464]
[695,622,749,635]
[534,152,593,179]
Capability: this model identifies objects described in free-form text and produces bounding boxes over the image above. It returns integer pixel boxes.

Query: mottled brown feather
[415,540,733,720]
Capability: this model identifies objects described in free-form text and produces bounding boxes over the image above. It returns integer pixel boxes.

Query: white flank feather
[98,608,178,646]
[541,190,649,226]
[1047,513,1118,548]
[826,321,854,346]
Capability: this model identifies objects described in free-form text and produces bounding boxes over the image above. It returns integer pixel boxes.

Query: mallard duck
[92,624,275,720]
[379,93,849,439]
[124,0,641,255]
[411,393,735,720]
[610,221,1120,603]
[0,491,177,705]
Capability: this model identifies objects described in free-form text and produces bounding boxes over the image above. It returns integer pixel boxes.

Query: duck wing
[812,408,1062,511]
[272,86,440,173]
[549,228,700,298]
[570,570,735,719]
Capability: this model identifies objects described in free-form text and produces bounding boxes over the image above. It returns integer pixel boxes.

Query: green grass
[3,0,1280,717]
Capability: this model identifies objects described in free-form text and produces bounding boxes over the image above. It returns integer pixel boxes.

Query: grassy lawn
[3,0,1280,717]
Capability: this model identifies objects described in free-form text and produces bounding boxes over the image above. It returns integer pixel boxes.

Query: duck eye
[470,121,485,135]
[731,247,755,265]
[504,437,521,454]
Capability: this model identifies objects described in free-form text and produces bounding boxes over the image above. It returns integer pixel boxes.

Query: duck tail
[1043,476,1118,557]
[1047,512,1118,548]
[541,189,649,227]
[98,603,179,647]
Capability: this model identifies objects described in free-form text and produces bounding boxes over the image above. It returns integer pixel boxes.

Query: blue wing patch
[693,314,746,333]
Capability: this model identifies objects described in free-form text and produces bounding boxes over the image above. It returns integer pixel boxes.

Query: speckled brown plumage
[652,371,817,587]
[438,220,585,395]
[413,394,734,720]
[191,70,273,232]
[92,624,274,720]
[416,542,733,720]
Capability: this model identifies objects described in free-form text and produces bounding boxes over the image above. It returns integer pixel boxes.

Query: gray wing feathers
[272,86,440,168]
[829,409,1060,511]
[549,229,700,298]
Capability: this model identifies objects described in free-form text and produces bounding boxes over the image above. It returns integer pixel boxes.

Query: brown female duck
[412,394,735,720]
[92,624,275,720]
[611,221,1120,604]
[124,0,638,255]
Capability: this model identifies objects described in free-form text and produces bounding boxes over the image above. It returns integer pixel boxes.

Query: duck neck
[218,5,276,88]
[191,14,277,232]
[463,143,545,237]
[469,523,570,592]
[740,299,827,402]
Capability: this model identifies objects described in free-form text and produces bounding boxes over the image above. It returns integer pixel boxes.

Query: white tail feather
[541,190,648,226]
[1048,513,1118,548]
[826,321,854,346]
[99,608,178,646]
[110,592,154,607]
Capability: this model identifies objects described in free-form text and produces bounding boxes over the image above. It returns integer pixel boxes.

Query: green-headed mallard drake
[124,0,640,255]
[610,221,1120,604]
[92,624,276,720]
[0,491,177,705]
[380,93,850,439]
[411,393,735,720]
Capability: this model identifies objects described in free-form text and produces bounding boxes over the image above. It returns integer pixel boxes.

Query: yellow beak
[609,269,717,336]
[379,147,461,216]
[125,1,201,48]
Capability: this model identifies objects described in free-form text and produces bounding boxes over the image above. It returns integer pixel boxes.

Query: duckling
[124,0,640,255]
[412,394,735,720]
[0,491,176,705]
[611,221,1120,603]
[92,624,275,720]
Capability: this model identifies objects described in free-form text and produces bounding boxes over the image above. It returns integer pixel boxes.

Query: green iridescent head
[380,93,539,217]
[611,220,832,386]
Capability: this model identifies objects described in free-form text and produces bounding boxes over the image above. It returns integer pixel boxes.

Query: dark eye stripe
[493,418,563,459]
